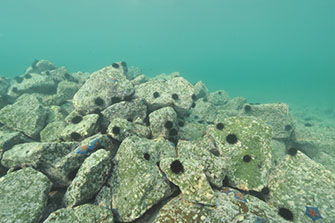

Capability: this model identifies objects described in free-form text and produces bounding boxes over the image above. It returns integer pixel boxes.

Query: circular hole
[164,121,173,129]
[278,208,294,221]
[153,92,160,98]
[261,187,270,195]
[226,134,238,144]
[94,97,104,106]
[112,126,120,135]
[171,93,179,100]
[169,128,178,136]
[285,125,292,131]
[287,148,297,156]
[144,153,150,161]
[112,63,119,68]
[216,123,224,130]
[71,116,83,124]
[178,121,184,127]
[70,132,81,141]
[243,155,252,162]
[170,160,184,174]
[244,105,252,112]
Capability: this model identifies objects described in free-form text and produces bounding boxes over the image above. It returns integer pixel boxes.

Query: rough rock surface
[0,94,49,138]
[109,136,176,222]
[0,167,52,223]
[73,62,134,115]
[268,151,335,223]
[64,149,112,207]
[43,204,114,223]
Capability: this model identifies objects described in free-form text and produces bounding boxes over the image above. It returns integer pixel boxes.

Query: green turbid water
[1,1,335,222]
[1,0,334,112]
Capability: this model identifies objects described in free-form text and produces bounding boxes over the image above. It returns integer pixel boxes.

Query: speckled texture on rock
[107,117,151,141]
[135,77,194,116]
[102,98,147,124]
[241,103,295,139]
[109,136,176,222]
[60,113,100,141]
[159,157,216,205]
[73,63,134,115]
[204,116,273,191]
[0,94,49,138]
[268,151,335,223]
[149,107,178,138]
[0,167,52,223]
[64,149,112,207]
[50,134,114,186]
[43,204,114,223]
[177,140,226,188]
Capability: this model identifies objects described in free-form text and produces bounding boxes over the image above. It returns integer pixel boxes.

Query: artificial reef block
[204,116,273,191]
[64,149,112,207]
[73,63,134,115]
[159,157,216,206]
[268,151,335,222]
[109,136,176,222]
[43,204,114,223]
[0,167,52,223]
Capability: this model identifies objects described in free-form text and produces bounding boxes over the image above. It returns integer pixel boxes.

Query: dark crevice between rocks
[39,188,67,223]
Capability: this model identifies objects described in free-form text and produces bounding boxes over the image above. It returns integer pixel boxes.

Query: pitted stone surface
[102,98,147,124]
[203,116,273,191]
[60,113,100,141]
[149,106,178,138]
[109,136,176,222]
[107,117,151,141]
[0,167,52,223]
[24,59,56,74]
[268,151,335,223]
[135,77,195,116]
[1,142,77,183]
[73,63,134,115]
[241,103,295,139]
[0,94,49,138]
[177,140,226,188]
[64,149,112,207]
[50,134,114,186]
[159,157,216,206]
[40,121,67,142]
[43,204,114,223]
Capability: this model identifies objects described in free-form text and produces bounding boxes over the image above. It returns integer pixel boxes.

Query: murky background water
[0,0,334,116]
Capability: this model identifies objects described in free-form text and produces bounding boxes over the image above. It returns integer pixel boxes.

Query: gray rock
[43,204,114,223]
[73,63,134,115]
[41,81,80,106]
[188,98,217,123]
[24,59,56,74]
[0,167,52,223]
[0,76,10,95]
[127,66,143,80]
[208,90,230,106]
[131,74,149,85]
[178,122,206,141]
[60,113,100,141]
[71,71,91,85]
[1,142,77,179]
[149,107,178,138]
[40,121,67,142]
[64,149,112,207]
[0,94,49,138]
[193,80,208,100]
[177,140,226,188]
[271,139,286,167]
[159,157,216,206]
[102,98,147,124]
[109,136,176,222]
[268,151,335,222]
[241,103,296,139]
[135,77,195,116]
[8,73,57,98]
[50,134,115,186]
[107,118,151,141]
[95,185,112,210]
[203,116,272,191]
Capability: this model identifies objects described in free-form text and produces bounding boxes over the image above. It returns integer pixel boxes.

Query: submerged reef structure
[0,60,335,223]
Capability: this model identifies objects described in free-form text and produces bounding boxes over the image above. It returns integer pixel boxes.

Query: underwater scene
[0,0,334,222]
